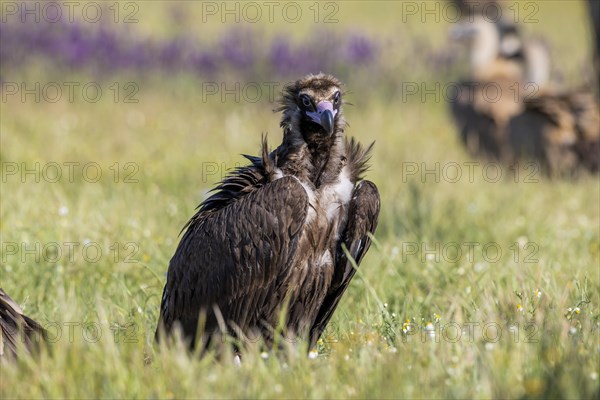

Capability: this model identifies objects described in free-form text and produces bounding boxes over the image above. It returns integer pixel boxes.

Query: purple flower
[220,28,255,69]
[191,51,218,74]
[0,18,382,82]
[345,34,376,64]
[269,38,296,74]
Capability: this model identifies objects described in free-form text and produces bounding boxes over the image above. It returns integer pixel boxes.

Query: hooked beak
[306,101,337,136]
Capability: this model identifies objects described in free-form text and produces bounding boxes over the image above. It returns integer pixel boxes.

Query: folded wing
[156,176,309,348]
[0,288,47,358]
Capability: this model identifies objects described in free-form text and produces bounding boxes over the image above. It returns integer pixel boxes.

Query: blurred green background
[1,1,598,398]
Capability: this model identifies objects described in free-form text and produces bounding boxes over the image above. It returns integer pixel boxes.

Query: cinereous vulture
[156,73,380,354]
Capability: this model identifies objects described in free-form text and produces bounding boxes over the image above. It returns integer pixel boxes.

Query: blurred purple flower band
[0,19,380,79]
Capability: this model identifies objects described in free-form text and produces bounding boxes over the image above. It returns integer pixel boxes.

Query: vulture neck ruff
[270,127,349,225]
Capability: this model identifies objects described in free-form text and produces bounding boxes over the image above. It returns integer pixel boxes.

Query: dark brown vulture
[0,288,47,359]
[155,73,380,354]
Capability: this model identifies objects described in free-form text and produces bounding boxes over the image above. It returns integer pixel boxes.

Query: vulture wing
[156,176,309,348]
[0,288,47,358]
[309,180,380,348]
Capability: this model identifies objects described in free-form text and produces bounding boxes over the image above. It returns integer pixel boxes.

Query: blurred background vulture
[0,288,47,359]
[450,0,600,175]
[449,1,550,162]
[156,74,380,354]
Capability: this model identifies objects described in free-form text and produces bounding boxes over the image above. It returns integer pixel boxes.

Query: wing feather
[156,176,309,348]
[0,289,47,358]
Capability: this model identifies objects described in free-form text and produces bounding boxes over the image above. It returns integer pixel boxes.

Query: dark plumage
[450,77,522,162]
[156,73,380,353]
[0,288,47,359]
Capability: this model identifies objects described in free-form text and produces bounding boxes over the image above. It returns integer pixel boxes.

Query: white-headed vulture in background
[155,73,380,353]
[449,3,599,176]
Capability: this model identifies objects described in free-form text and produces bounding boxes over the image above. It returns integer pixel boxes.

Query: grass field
[1,1,599,398]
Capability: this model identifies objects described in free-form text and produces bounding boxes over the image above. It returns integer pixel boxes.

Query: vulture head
[452,15,533,83]
[277,73,346,151]
[451,16,502,71]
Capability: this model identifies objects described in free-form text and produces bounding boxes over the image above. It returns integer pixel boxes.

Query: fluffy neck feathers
[269,117,346,187]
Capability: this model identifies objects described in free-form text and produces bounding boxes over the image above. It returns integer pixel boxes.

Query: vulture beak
[307,101,337,136]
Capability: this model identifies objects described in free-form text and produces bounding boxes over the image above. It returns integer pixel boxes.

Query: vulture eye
[333,91,341,104]
[301,95,312,108]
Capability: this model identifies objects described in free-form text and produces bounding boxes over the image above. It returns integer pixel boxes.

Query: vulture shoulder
[180,157,268,234]
[157,174,310,346]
